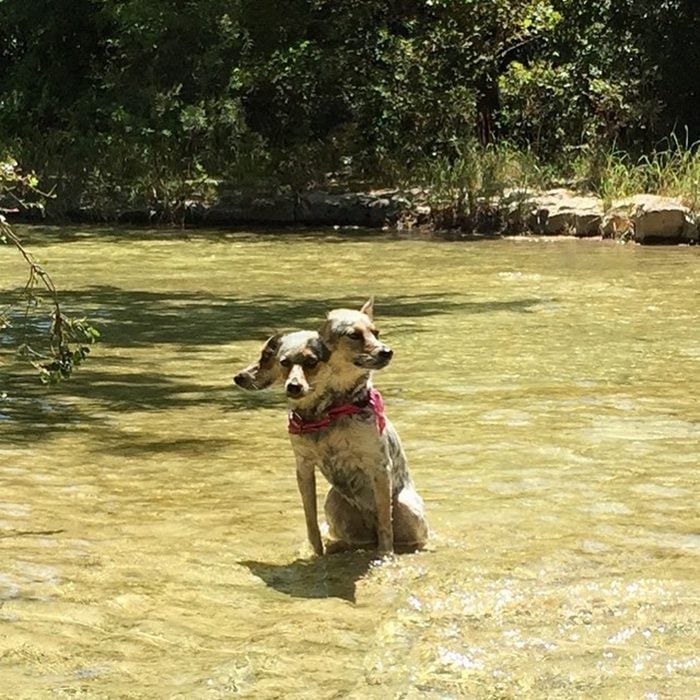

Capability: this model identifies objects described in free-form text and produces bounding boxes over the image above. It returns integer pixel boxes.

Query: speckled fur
[308,299,428,554]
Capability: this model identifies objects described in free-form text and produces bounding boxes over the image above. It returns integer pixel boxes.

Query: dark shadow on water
[93,434,234,457]
[0,362,284,445]
[1,287,551,444]
[0,286,550,350]
[0,354,287,444]
[241,551,378,602]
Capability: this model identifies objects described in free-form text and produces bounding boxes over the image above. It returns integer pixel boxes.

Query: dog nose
[378,347,393,361]
[286,382,303,396]
[233,373,246,387]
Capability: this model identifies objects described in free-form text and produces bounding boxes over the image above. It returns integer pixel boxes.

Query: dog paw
[377,538,394,556]
[324,540,354,555]
[370,552,395,568]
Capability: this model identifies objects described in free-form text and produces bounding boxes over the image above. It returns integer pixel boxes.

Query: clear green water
[1,228,699,698]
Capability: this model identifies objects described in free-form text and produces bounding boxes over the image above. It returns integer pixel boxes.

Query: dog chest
[319,458,375,507]
[293,425,384,508]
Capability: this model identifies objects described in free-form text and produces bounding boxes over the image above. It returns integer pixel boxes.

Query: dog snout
[234,370,254,389]
[234,365,265,390]
[373,346,393,366]
[286,381,304,397]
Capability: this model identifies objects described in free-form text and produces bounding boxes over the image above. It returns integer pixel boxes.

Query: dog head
[319,298,393,372]
[233,330,331,400]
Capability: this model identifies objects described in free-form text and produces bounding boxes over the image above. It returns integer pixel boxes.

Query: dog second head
[319,298,393,375]
[233,330,331,400]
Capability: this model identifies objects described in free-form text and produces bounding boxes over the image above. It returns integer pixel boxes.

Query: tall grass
[411,142,556,229]
[576,133,700,211]
[638,135,700,210]
[409,133,700,231]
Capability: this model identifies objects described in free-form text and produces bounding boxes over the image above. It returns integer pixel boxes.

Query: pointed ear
[318,318,335,347]
[262,333,282,356]
[359,297,374,319]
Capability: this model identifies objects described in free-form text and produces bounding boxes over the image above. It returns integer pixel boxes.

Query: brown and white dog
[233,300,428,555]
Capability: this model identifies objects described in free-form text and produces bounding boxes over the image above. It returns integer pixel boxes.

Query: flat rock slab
[515,189,698,243]
[526,189,605,237]
[629,195,697,243]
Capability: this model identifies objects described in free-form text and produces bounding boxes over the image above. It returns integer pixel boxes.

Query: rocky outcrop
[619,195,697,244]
[4,183,698,243]
[599,195,698,244]
[204,191,295,225]
[502,189,698,244]
[200,188,411,227]
[5,187,412,228]
[523,189,604,237]
[296,190,410,226]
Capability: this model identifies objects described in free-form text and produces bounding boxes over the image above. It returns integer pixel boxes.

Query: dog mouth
[353,353,392,369]
[234,372,265,391]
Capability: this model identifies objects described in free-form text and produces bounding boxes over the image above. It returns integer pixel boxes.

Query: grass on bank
[410,136,700,230]
[587,137,700,211]
[5,132,699,230]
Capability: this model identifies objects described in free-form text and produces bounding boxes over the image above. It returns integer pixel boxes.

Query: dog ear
[261,333,282,356]
[318,318,334,345]
[359,297,374,319]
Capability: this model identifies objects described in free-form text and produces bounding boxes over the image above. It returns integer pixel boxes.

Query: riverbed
[1,227,698,698]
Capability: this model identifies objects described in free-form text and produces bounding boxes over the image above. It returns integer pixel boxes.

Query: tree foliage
[0,0,698,201]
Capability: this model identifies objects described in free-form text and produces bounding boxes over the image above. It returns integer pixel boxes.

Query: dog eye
[304,357,318,368]
[347,331,362,341]
[280,357,291,368]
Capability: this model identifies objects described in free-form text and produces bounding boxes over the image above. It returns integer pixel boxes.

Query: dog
[233,300,428,555]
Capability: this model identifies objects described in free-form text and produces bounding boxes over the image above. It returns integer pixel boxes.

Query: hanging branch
[1,182,100,383]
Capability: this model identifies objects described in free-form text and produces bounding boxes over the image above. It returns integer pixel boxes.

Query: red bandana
[288,388,386,435]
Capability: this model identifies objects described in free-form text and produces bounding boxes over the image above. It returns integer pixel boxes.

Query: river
[1,227,698,698]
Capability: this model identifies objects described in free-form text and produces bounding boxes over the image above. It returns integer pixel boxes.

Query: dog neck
[288,381,386,436]
[288,371,372,421]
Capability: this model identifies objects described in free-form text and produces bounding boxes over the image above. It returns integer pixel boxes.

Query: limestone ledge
[504,188,698,244]
[4,187,698,244]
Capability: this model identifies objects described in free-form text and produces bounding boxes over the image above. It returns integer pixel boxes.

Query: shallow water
[1,227,699,698]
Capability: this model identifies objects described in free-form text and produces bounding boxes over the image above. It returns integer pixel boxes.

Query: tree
[1,0,698,200]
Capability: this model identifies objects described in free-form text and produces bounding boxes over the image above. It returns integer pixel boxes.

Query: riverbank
[4,186,698,245]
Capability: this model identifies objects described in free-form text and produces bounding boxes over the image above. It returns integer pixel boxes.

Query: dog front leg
[373,462,394,554]
[295,458,323,556]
